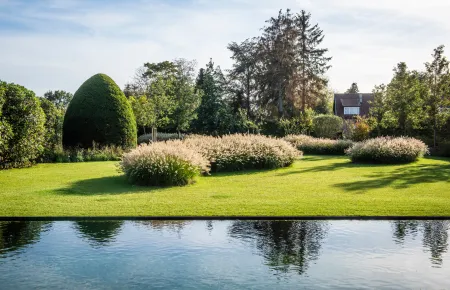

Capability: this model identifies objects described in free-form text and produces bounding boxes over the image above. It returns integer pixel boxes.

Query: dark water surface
[0,220,449,289]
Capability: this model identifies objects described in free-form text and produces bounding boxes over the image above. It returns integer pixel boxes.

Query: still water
[0,220,449,289]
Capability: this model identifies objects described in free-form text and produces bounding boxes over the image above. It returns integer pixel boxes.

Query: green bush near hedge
[284,135,353,155]
[0,81,46,169]
[63,73,137,149]
[312,115,343,139]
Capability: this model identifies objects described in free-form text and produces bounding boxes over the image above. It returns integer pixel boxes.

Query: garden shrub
[137,132,183,144]
[39,98,64,161]
[0,81,45,169]
[120,141,209,186]
[346,137,429,164]
[184,134,301,172]
[284,135,353,155]
[63,73,137,149]
[312,115,343,139]
[44,144,124,163]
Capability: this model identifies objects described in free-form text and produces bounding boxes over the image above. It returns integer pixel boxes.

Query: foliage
[120,141,209,186]
[424,45,450,147]
[43,144,124,163]
[63,73,137,149]
[343,116,372,142]
[137,132,183,144]
[184,134,301,172]
[170,59,202,133]
[435,141,450,157]
[0,81,45,169]
[284,135,353,155]
[345,83,359,94]
[261,109,315,137]
[39,98,64,159]
[346,137,429,164]
[43,90,73,109]
[256,9,331,117]
[312,115,343,138]
[191,60,232,135]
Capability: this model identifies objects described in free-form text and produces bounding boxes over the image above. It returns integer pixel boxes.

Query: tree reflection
[0,221,52,257]
[134,220,191,237]
[228,221,328,275]
[74,221,124,247]
[391,220,449,266]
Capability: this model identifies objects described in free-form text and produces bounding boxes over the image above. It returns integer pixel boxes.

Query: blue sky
[1,0,449,95]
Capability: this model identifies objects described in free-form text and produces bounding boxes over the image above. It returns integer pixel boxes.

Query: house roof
[340,98,361,107]
[333,93,374,117]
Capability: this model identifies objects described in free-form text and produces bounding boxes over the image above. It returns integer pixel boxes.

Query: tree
[385,62,426,135]
[170,59,202,136]
[345,83,359,93]
[43,90,73,109]
[0,81,45,168]
[424,45,450,147]
[369,84,388,135]
[191,60,232,135]
[63,74,137,149]
[39,98,64,154]
[227,39,259,118]
[256,9,331,118]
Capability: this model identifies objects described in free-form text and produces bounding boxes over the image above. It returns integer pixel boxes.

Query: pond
[0,220,449,289]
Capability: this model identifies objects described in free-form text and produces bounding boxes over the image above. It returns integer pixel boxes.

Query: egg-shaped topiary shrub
[346,137,429,164]
[63,74,137,149]
[120,141,210,186]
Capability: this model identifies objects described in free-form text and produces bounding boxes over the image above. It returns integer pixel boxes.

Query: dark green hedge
[0,81,46,169]
[63,74,137,149]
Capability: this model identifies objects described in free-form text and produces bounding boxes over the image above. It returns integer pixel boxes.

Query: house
[333,93,374,119]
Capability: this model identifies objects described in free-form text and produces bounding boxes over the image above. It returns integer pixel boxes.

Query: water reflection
[134,220,191,233]
[228,221,328,275]
[0,221,52,257]
[73,221,124,247]
[391,220,449,266]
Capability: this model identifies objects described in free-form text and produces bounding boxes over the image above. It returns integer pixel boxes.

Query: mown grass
[0,156,449,216]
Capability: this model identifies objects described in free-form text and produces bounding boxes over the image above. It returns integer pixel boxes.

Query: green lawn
[1,155,449,217]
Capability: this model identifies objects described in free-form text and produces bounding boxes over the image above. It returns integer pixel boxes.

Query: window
[344,107,360,115]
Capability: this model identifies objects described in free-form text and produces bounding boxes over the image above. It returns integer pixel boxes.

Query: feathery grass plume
[184,134,301,172]
[284,135,353,155]
[346,136,429,164]
[120,140,209,186]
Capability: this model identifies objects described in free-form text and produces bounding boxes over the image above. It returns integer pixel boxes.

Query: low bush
[312,115,343,139]
[41,145,124,163]
[120,141,209,186]
[284,135,353,155]
[346,137,429,164]
[184,134,301,172]
[137,132,182,144]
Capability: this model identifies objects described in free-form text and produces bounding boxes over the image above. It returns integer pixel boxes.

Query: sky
[1,0,450,96]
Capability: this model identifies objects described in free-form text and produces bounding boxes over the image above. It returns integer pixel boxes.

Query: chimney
[359,93,363,104]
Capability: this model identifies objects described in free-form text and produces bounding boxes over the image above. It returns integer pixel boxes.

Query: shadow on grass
[335,163,450,193]
[55,176,162,196]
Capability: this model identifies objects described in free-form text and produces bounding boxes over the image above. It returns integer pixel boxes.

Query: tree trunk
[152,127,157,142]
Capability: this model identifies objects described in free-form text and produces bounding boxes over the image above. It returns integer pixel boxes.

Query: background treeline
[1,8,450,169]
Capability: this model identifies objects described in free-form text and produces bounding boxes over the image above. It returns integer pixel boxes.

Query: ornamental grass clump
[184,134,301,172]
[346,137,429,164]
[284,135,353,155]
[120,141,209,186]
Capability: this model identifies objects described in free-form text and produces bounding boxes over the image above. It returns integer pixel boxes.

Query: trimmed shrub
[63,73,137,149]
[346,137,429,164]
[313,115,343,139]
[0,81,46,169]
[120,141,209,186]
[44,144,124,163]
[184,134,301,172]
[284,135,353,155]
[137,132,182,144]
